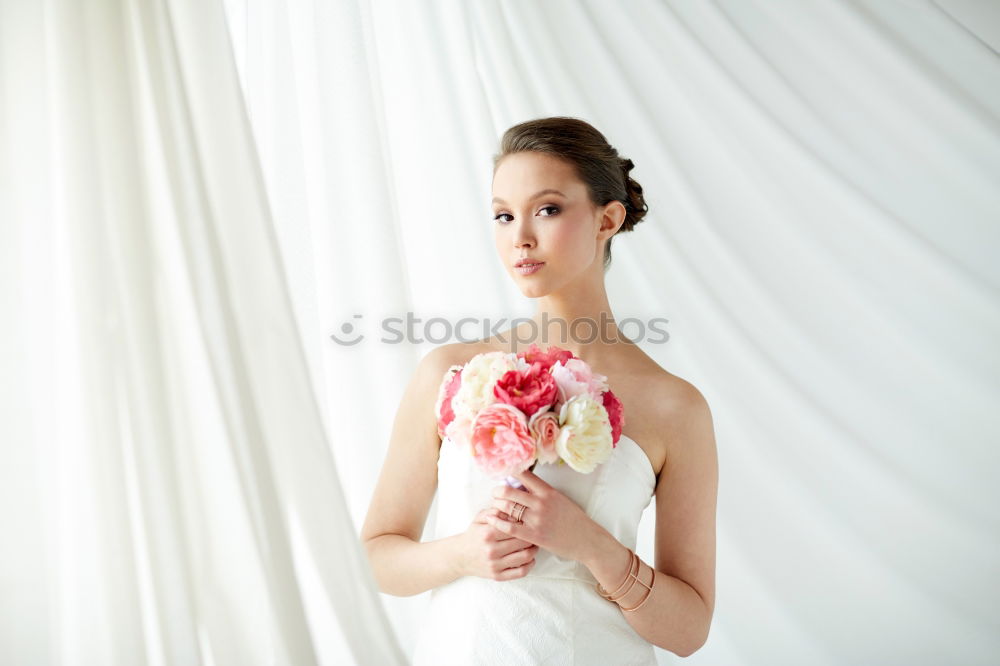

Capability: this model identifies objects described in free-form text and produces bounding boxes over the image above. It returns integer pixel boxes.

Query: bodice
[431,432,656,583]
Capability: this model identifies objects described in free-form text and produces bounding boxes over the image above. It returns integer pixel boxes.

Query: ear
[597,201,627,239]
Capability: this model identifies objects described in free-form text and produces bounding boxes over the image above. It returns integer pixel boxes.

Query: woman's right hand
[455,507,539,581]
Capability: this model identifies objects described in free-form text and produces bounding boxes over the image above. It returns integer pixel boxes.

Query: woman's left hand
[487,468,595,563]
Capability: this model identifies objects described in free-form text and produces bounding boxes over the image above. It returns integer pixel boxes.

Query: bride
[361,116,718,663]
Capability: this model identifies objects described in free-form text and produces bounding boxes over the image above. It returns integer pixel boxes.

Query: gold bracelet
[596,549,636,600]
[620,564,655,612]
[594,548,656,612]
[596,548,639,601]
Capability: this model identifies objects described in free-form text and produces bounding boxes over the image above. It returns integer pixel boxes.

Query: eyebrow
[492,189,567,205]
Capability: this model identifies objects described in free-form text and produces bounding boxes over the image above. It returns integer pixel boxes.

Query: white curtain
[3,0,999,664]
[1,0,401,664]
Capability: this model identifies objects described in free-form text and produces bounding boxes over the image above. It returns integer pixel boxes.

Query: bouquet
[434,343,625,490]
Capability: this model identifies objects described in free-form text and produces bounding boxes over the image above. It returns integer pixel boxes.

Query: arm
[362,533,465,597]
[579,380,718,657]
[360,344,468,597]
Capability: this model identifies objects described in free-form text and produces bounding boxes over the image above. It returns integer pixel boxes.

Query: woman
[361,116,718,663]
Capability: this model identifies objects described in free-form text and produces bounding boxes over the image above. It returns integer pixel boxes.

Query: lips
[514,260,544,276]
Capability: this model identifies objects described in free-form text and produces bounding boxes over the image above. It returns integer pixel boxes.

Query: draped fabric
[2,0,998,664]
[1,0,401,664]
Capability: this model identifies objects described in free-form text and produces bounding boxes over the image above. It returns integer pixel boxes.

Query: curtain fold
[1,0,402,664]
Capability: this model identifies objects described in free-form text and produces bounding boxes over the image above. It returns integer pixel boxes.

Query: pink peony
[550,358,606,407]
[444,410,475,455]
[470,403,536,478]
[493,365,558,419]
[435,366,464,439]
[528,409,561,464]
[602,390,625,447]
[518,343,575,372]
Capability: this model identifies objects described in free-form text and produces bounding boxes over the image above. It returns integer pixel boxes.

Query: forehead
[492,152,583,199]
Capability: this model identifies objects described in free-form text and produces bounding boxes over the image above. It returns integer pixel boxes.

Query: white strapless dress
[410,433,659,665]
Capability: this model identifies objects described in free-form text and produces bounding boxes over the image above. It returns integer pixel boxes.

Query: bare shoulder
[653,370,718,496]
[628,352,715,476]
[653,369,713,435]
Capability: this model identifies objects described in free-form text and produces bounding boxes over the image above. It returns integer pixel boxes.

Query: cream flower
[452,351,519,418]
[556,394,614,474]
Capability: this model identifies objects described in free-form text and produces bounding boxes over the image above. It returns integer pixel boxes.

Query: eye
[539,205,559,216]
[494,212,513,224]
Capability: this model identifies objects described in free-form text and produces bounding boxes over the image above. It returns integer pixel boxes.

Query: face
[491,152,622,298]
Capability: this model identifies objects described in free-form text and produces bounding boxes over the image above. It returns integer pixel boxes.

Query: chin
[514,279,553,299]
[508,266,561,298]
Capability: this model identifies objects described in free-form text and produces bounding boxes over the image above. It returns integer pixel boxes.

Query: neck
[514,280,630,359]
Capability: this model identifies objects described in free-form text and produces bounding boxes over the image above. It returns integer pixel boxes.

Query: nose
[513,219,535,250]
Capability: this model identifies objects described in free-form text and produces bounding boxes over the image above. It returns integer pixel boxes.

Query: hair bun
[619,157,648,231]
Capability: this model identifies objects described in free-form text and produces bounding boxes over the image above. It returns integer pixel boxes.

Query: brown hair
[492,116,649,270]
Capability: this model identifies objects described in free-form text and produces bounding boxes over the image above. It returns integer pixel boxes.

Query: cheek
[493,226,506,252]
[548,220,593,259]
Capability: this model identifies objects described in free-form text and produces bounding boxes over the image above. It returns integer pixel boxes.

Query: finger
[496,557,536,581]
[492,484,537,510]
[499,498,532,520]
[487,512,518,540]
[481,508,511,528]
[500,544,536,570]
[486,513,518,537]
[488,508,529,541]
[509,468,549,494]
[491,532,520,543]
